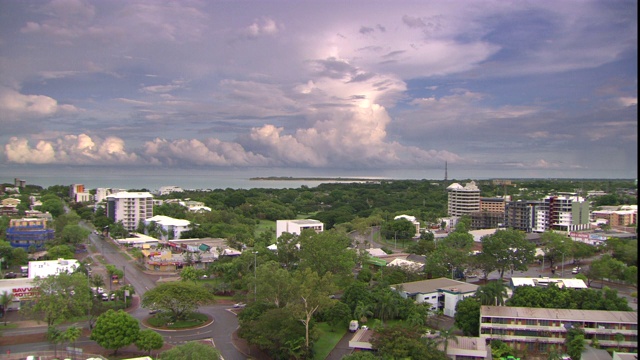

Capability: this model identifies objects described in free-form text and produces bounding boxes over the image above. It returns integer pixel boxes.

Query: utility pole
[253,251,258,302]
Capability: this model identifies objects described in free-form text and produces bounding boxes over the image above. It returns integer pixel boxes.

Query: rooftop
[481,306,637,323]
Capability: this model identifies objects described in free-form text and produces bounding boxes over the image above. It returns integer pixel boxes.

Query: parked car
[102,293,109,301]
[4,272,17,279]
[149,309,161,315]
[572,267,581,274]
[233,303,246,308]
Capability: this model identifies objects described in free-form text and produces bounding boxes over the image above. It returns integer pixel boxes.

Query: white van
[349,320,359,332]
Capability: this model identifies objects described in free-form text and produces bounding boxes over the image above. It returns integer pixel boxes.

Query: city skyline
[0,0,637,179]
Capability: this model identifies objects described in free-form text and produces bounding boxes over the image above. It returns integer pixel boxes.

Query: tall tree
[90,309,140,356]
[289,267,336,352]
[298,230,357,286]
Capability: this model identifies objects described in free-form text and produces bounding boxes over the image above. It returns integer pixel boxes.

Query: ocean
[0,165,442,191]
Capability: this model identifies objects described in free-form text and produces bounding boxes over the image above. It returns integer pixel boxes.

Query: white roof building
[276,219,324,238]
[145,215,191,241]
[28,258,80,279]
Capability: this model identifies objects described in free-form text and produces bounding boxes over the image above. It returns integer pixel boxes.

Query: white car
[572,267,581,274]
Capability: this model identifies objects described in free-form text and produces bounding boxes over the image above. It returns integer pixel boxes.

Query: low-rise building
[28,258,80,278]
[509,277,588,290]
[391,277,478,317]
[144,215,191,240]
[276,219,324,238]
[480,306,638,354]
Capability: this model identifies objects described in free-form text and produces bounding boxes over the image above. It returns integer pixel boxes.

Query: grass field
[313,322,346,360]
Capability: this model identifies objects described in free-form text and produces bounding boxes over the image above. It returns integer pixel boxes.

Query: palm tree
[374,290,400,323]
[0,291,14,325]
[64,326,81,358]
[476,281,508,306]
[354,301,374,323]
[437,325,459,355]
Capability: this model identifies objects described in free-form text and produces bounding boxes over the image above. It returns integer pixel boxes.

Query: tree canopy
[141,281,214,320]
[90,309,140,355]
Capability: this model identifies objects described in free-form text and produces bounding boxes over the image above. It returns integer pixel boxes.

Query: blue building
[6,218,55,250]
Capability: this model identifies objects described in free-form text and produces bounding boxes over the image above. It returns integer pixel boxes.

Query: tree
[59,224,90,246]
[238,307,306,360]
[45,244,75,260]
[135,329,165,356]
[47,326,65,359]
[373,287,402,323]
[141,281,213,321]
[298,230,358,286]
[180,266,203,285]
[476,281,508,306]
[342,351,380,360]
[161,341,221,360]
[25,272,92,326]
[90,309,140,356]
[541,231,572,270]
[454,297,480,336]
[437,326,459,355]
[325,301,352,331]
[64,326,81,354]
[289,267,336,352]
[480,229,535,278]
[255,261,293,307]
[565,327,585,360]
[0,291,13,325]
[371,323,447,360]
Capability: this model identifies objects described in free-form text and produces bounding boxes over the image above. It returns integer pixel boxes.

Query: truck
[349,320,359,332]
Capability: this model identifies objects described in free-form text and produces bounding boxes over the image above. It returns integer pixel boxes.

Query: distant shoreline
[249,176,383,182]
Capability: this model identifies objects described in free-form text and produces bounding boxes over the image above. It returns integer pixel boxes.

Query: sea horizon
[1,164,636,192]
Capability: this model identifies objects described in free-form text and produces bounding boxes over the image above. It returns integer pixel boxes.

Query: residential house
[391,277,478,317]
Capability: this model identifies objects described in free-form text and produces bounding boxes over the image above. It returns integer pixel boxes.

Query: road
[0,223,247,360]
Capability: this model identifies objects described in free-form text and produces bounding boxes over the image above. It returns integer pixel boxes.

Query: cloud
[4,134,138,164]
[243,17,282,38]
[0,88,78,119]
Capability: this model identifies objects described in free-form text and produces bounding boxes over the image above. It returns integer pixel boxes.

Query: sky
[0,0,637,181]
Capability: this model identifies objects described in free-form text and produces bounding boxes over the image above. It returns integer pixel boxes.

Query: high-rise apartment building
[106,191,154,231]
[504,200,543,233]
[447,181,481,217]
[504,194,590,233]
[544,193,590,232]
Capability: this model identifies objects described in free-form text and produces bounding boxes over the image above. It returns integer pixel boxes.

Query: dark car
[4,272,17,279]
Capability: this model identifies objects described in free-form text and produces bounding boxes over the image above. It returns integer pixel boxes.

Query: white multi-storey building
[543,193,590,232]
[106,191,154,231]
[276,219,324,238]
[447,181,481,217]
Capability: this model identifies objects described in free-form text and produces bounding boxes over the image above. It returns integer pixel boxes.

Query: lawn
[313,322,346,360]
